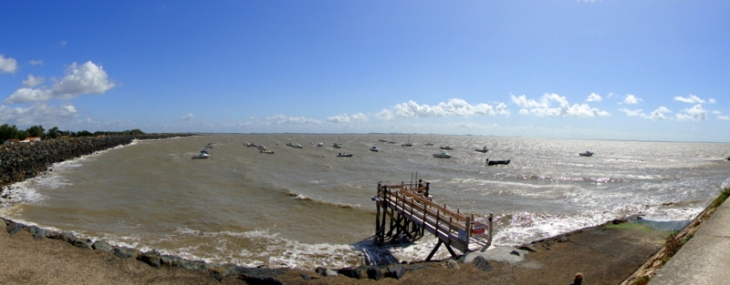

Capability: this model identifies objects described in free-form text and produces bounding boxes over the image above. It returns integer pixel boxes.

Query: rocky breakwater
[0,134,190,192]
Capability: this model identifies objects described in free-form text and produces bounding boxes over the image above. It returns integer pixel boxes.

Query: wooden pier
[373,180,493,260]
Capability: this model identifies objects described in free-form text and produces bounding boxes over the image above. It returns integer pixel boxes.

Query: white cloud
[23,74,45,87]
[266,114,322,125]
[650,106,672,120]
[4,61,115,103]
[674,94,706,104]
[375,98,509,120]
[511,93,610,117]
[327,113,369,123]
[0,54,18,73]
[676,104,707,121]
[0,103,78,126]
[619,108,645,117]
[709,98,716,104]
[623,94,642,105]
[718,115,730,121]
[6,88,53,103]
[29,60,43,65]
[586,93,602,102]
[182,113,193,121]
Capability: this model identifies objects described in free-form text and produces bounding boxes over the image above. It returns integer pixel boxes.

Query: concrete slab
[650,235,730,285]
[462,246,528,265]
[696,204,730,237]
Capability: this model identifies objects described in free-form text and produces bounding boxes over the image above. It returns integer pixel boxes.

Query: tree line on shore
[0,124,145,141]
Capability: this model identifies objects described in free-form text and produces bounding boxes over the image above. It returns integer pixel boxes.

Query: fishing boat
[286,142,303,148]
[579,151,594,157]
[432,150,451,159]
[401,135,412,147]
[475,147,488,153]
[337,153,353,157]
[370,146,379,152]
[486,158,510,166]
[192,151,209,159]
[440,146,453,150]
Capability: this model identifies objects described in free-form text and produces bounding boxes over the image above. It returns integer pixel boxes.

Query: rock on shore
[0,134,190,191]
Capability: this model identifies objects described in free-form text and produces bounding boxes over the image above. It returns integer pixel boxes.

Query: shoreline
[1,135,726,283]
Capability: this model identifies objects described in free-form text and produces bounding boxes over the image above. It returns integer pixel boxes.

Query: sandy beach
[1,217,669,285]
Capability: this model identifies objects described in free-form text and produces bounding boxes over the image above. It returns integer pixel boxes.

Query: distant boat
[379,139,388,142]
[579,151,594,157]
[260,150,275,154]
[317,142,324,147]
[337,153,353,157]
[486,158,510,166]
[401,135,412,147]
[440,146,453,150]
[244,142,257,148]
[425,134,434,146]
[475,147,488,153]
[333,143,342,148]
[370,146,379,152]
[432,150,451,159]
[192,151,209,159]
[286,142,303,149]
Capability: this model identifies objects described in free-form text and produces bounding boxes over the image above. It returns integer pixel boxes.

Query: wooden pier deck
[373,180,493,260]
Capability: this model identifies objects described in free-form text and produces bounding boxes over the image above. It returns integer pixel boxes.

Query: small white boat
[317,142,324,147]
[425,142,435,146]
[432,150,451,159]
[286,142,303,148]
[192,152,209,159]
[579,151,594,157]
[370,146,379,152]
[475,147,488,153]
[337,153,353,157]
[244,142,258,148]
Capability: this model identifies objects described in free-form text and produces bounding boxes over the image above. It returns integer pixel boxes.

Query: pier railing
[373,181,493,259]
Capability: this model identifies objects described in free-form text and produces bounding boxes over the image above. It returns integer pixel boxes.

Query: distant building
[21,137,42,143]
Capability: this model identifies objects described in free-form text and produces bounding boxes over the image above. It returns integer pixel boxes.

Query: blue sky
[1,1,729,142]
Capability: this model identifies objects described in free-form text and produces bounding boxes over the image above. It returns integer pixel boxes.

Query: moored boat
[432,150,451,159]
[192,151,209,159]
[486,158,510,166]
[440,146,453,150]
[370,146,379,152]
[475,147,488,153]
[579,151,594,157]
[337,153,353,157]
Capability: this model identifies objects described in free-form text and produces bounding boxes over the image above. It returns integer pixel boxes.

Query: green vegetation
[0,123,145,142]
[633,276,651,285]
[709,189,730,209]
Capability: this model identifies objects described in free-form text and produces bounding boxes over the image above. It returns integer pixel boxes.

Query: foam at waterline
[285,190,363,209]
[1,142,133,208]
[162,228,364,269]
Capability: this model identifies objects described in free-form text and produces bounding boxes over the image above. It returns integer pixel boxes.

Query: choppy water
[2,134,729,269]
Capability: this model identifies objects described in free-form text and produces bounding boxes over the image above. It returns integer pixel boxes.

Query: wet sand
[1,219,668,285]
